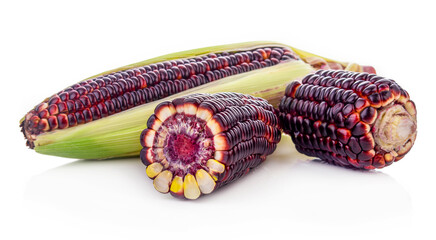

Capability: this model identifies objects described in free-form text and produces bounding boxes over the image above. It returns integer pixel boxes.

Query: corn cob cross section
[279,70,417,169]
[141,92,281,199]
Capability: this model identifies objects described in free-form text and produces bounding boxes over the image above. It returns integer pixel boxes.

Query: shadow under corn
[23,135,411,230]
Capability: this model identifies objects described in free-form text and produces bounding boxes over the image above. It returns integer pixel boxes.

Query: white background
[1,0,435,239]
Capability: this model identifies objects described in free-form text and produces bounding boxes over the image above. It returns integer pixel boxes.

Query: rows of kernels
[279,70,416,169]
[22,47,298,148]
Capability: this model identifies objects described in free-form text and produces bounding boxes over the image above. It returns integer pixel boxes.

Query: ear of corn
[278,70,417,169]
[31,61,311,159]
[20,41,372,159]
[141,92,281,200]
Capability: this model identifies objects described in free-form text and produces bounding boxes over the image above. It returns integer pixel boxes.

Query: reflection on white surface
[24,136,412,237]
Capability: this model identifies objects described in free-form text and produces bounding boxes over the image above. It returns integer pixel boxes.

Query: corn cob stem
[289,47,376,74]
[373,104,416,152]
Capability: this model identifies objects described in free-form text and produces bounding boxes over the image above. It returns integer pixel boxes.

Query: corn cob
[22,44,296,146]
[20,41,370,159]
[278,70,417,169]
[141,92,281,199]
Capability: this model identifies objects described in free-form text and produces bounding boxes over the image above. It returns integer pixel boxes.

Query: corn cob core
[21,46,298,149]
[278,70,417,169]
[140,93,281,199]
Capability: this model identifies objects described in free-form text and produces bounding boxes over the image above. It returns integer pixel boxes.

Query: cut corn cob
[141,92,281,199]
[278,70,417,169]
[20,41,371,159]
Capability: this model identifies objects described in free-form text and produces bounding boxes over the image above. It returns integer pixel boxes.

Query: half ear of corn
[142,92,281,199]
[278,70,417,169]
[20,41,372,159]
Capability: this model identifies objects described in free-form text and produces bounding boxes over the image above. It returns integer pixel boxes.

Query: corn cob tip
[141,92,281,199]
[279,70,417,169]
[20,112,38,149]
